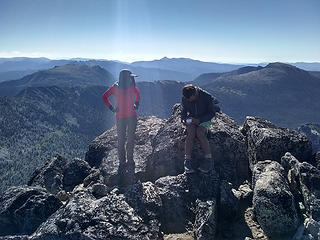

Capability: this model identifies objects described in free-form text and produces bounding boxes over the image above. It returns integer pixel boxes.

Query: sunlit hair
[183,84,196,99]
[119,69,135,89]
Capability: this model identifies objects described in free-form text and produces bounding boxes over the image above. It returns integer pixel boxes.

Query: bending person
[181,84,219,173]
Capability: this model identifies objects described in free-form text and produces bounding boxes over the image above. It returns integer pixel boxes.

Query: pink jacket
[102,84,140,119]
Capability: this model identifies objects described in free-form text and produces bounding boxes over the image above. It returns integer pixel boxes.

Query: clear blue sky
[0,0,319,63]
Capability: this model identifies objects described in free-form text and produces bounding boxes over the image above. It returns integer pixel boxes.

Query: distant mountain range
[84,59,194,82]
[0,64,114,96]
[131,57,245,76]
[0,57,71,71]
[1,57,319,83]
[0,57,74,82]
[1,61,319,128]
[194,62,320,128]
[290,62,320,71]
[0,58,194,82]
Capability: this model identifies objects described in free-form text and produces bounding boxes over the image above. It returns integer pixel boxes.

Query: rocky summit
[0,105,319,240]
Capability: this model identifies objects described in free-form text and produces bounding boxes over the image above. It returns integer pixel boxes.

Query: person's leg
[184,124,196,173]
[116,118,127,171]
[126,115,138,165]
[196,125,212,173]
[196,126,211,156]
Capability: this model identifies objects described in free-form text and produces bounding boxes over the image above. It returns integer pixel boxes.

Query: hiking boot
[184,158,195,174]
[198,158,212,173]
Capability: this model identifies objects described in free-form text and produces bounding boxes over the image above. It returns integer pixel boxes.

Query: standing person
[102,69,140,174]
[181,84,219,173]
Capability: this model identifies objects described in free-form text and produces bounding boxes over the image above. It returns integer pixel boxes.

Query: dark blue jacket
[181,87,219,123]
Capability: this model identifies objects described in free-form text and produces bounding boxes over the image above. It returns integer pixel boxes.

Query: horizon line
[0,55,320,65]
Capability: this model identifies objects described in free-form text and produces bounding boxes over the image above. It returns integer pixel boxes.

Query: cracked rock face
[155,171,219,234]
[194,199,217,240]
[252,160,299,237]
[28,155,92,193]
[298,162,320,221]
[30,184,163,240]
[315,151,320,170]
[219,181,239,221]
[292,217,320,240]
[298,123,320,153]
[242,116,312,169]
[0,186,62,236]
[62,158,92,192]
[281,152,320,222]
[28,155,67,194]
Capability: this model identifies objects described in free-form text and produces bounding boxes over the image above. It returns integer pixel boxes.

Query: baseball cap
[120,69,138,78]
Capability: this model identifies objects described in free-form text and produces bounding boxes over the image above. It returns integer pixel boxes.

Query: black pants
[116,115,137,164]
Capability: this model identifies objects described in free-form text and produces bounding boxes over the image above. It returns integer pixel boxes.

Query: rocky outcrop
[28,155,92,193]
[209,110,249,183]
[304,218,320,239]
[194,199,217,240]
[316,151,320,170]
[154,174,194,233]
[4,106,319,239]
[148,105,187,181]
[83,168,104,187]
[85,105,248,188]
[242,116,312,168]
[252,160,299,237]
[30,185,162,240]
[298,123,320,153]
[280,152,303,204]
[124,181,162,217]
[154,171,219,234]
[0,186,62,236]
[62,158,91,192]
[28,155,67,194]
[281,152,320,221]
[298,162,320,221]
[281,152,320,239]
[0,236,29,240]
[293,217,320,240]
[219,181,239,221]
[233,182,253,208]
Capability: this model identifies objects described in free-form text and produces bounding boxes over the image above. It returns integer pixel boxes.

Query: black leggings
[116,115,137,163]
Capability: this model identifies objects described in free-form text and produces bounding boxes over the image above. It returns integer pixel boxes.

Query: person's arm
[134,87,140,109]
[102,85,117,112]
[181,97,187,123]
[199,95,215,123]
